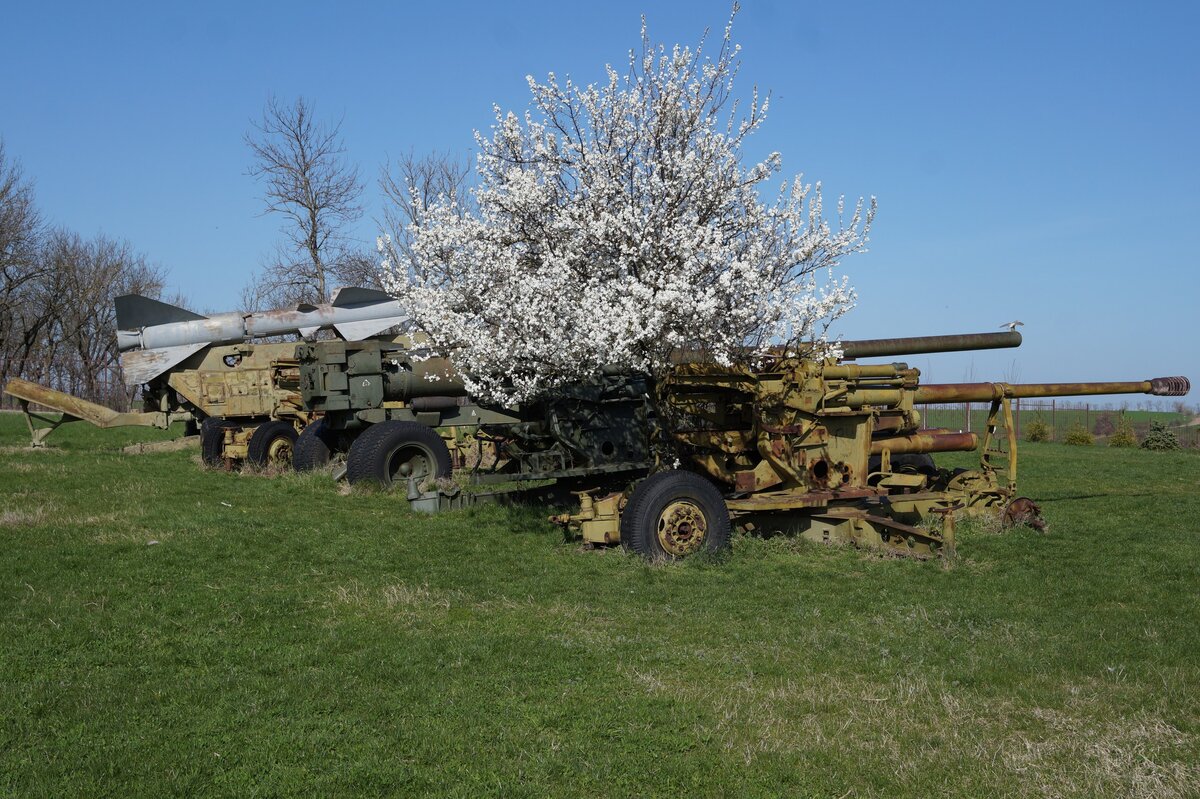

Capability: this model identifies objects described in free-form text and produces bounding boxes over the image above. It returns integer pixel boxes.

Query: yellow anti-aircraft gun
[555,332,1190,560]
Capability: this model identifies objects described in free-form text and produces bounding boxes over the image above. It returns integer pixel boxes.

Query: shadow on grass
[1038,492,1162,503]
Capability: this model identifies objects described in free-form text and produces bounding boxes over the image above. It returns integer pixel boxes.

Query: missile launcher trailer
[3,288,410,468]
[113,288,410,469]
[5,340,312,467]
[147,340,312,468]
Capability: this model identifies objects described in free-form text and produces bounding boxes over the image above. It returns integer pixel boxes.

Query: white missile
[115,287,409,385]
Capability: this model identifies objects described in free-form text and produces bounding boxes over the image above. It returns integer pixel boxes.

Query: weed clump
[1025,416,1052,442]
[1108,416,1137,448]
[1063,425,1094,446]
[1140,420,1180,451]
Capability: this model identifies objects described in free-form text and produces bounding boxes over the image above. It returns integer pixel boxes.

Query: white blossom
[382,8,875,405]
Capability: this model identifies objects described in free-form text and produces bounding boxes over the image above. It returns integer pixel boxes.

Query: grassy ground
[921,405,1199,448]
[1,414,1199,798]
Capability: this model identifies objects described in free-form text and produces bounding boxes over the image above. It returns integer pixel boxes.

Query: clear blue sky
[2,1,1196,401]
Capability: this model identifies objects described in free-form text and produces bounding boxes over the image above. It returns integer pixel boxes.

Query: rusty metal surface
[914,377,1190,404]
[120,343,207,386]
[1149,376,1191,395]
[869,431,978,455]
[1002,497,1047,531]
[3,378,168,428]
[840,331,1021,360]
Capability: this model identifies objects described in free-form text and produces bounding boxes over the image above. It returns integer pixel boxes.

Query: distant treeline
[0,141,181,410]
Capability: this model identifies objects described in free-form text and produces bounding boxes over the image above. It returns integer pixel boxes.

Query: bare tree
[244,96,365,306]
[3,228,170,408]
[0,140,45,388]
[58,232,166,402]
[0,141,182,408]
[379,149,472,272]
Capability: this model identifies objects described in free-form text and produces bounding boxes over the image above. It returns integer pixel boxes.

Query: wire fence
[921,400,1200,448]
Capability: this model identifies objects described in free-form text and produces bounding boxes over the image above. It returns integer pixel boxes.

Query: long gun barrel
[840,331,1022,360]
[913,376,1190,404]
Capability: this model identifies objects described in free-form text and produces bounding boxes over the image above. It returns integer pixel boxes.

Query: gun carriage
[299,327,1189,560]
[583,341,1188,560]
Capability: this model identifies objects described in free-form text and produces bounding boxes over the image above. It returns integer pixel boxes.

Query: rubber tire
[246,420,299,467]
[293,419,339,472]
[200,418,238,467]
[345,421,452,490]
[620,470,732,562]
[868,453,937,475]
[902,454,936,473]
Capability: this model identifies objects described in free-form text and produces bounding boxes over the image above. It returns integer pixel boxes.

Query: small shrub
[1140,420,1180,451]
[1063,424,1094,446]
[1108,416,1137,448]
[1025,415,1052,442]
[1092,412,1116,437]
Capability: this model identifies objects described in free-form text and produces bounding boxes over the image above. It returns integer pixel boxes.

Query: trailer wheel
[245,420,299,467]
[293,419,339,472]
[868,453,937,475]
[902,454,937,474]
[200,418,238,467]
[621,471,731,562]
[345,421,452,490]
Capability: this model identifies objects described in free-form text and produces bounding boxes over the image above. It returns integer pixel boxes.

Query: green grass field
[2,414,1199,797]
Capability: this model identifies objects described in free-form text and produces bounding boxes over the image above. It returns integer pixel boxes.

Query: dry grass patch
[0,445,69,455]
[0,506,48,526]
[330,580,463,617]
[622,665,1199,797]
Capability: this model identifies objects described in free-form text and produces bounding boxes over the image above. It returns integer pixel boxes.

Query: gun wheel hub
[266,438,293,464]
[656,500,708,557]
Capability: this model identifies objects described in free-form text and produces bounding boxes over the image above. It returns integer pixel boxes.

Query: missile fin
[332,286,394,307]
[115,295,206,330]
[334,316,410,341]
[120,343,208,386]
[298,326,320,339]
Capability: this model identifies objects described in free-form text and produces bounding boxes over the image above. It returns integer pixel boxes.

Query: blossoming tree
[381,10,875,405]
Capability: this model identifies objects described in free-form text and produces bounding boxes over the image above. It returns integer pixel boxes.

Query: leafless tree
[245,96,365,306]
[0,141,45,385]
[57,232,166,402]
[2,229,170,408]
[379,149,472,273]
[0,141,182,409]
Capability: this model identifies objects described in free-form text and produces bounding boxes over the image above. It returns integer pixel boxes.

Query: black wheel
[868,453,937,475]
[345,421,452,490]
[293,418,340,472]
[620,470,731,562]
[200,418,238,467]
[246,420,299,468]
[901,454,936,474]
